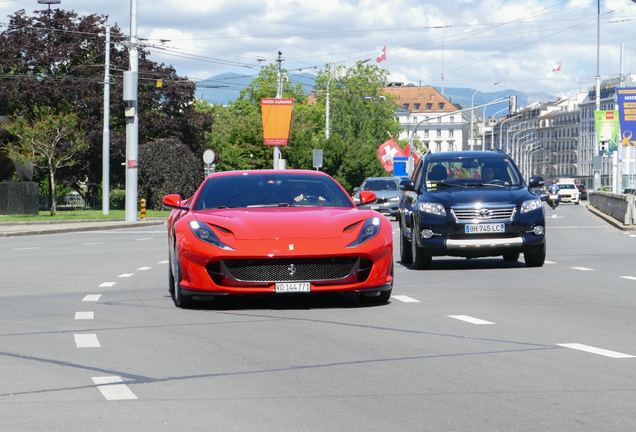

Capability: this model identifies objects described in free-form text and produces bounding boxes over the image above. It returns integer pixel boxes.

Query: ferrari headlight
[189,221,235,251]
[346,217,381,248]
[418,202,446,216]
[521,198,542,214]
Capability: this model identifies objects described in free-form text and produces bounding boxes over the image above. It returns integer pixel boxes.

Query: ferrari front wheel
[172,244,193,308]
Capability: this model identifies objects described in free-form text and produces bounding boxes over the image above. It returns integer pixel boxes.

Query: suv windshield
[192,173,354,210]
[424,157,523,188]
[361,179,399,191]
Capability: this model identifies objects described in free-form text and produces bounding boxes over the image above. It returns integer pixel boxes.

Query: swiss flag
[376,45,386,64]
[552,61,561,72]
[403,144,420,165]
[377,138,404,172]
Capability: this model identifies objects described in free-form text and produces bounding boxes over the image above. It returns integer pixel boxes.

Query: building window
[403,104,409,110]
[448,142,454,151]
[436,129,442,137]
[438,103,445,110]
[424,130,429,137]
[436,142,442,152]
[414,103,420,110]
[426,103,433,110]
[449,130,454,137]
[449,116,454,123]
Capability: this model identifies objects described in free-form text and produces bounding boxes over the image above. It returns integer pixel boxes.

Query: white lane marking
[620,276,636,281]
[572,267,594,271]
[391,295,421,303]
[550,226,610,229]
[99,282,116,287]
[83,242,104,246]
[74,334,100,348]
[137,267,152,271]
[92,376,138,401]
[75,312,94,320]
[94,231,166,234]
[550,215,562,219]
[448,315,495,325]
[630,235,636,238]
[83,294,102,302]
[545,260,557,264]
[118,274,134,278]
[158,260,169,264]
[11,247,41,251]
[557,343,635,358]
[135,238,152,241]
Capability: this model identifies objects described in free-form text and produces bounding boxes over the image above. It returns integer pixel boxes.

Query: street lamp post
[471,82,500,150]
[489,107,508,150]
[499,113,522,153]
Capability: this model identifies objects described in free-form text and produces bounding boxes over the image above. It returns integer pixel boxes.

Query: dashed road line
[83,294,102,302]
[75,312,94,320]
[92,376,138,401]
[137,267,152,271]
[118,274,134,278]
[83,242,104,245]
[557,343,635,359]
[545,260,557,264]
[99,282,116,287]
[448,315,495,325]
[74,334,100,348]
[571,267,594,271]
[620,276,636,281]
[158,260,169,264]
[391,295,420,303]
[135,238,152,241]
[11,247,41,251]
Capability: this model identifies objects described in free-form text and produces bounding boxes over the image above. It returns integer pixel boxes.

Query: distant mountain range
[195,73,554,113]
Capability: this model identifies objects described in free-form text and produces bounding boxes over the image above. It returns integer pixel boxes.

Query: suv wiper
[430,180,459,188]
[471,183,506,188]
[246,203,294,208]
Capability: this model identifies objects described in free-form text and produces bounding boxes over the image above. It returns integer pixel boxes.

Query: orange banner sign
[261,98,294,146]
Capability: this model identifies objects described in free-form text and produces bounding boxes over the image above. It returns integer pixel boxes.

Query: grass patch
[0,210,169,222]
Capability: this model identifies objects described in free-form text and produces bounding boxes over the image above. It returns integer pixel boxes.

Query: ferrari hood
[192,207,372,240]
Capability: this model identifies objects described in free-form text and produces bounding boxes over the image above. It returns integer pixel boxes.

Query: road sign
[203,149,215,164]
[313,150,323,169]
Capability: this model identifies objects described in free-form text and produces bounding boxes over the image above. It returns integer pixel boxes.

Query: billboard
[594,110,619,155]
[617,88,636,147]
[261,98,294,146]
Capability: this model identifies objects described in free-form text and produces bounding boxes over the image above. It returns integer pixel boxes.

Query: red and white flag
[376,45,386,64]
[377,137,404,172]
[402,144,420,165]
[552,61,562,72]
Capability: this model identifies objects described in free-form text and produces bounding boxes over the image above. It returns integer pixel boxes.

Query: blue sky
[1,0,635,97]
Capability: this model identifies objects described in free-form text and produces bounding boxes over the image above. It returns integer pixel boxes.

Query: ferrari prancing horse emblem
[289,244,294,250]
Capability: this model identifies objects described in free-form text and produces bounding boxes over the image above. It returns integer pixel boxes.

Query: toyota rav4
[399,150,546,269]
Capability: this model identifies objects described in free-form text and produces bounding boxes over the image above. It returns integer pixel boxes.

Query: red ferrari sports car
[162,170,394,308]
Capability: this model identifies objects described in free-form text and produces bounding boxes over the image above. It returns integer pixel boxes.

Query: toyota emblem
[479,209,490,217]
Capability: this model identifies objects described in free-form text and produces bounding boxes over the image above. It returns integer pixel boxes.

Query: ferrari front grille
[222,257,360,282]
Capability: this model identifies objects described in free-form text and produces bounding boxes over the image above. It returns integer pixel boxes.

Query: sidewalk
[0,218,167,237]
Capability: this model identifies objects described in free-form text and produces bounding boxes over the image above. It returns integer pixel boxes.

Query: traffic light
[509,95,517,114]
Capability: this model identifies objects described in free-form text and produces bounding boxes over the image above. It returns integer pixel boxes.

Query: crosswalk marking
[448,315,495,325]
[99,282,116,287]
[92,376,138,400]
[75,312,94,320]
[74,334,100,348]
[391,295,420,303]
[83,294,102,302]
[571,267,594,271]
[557,343,635,359]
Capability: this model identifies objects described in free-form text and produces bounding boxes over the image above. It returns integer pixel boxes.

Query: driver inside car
[481,163,509,185]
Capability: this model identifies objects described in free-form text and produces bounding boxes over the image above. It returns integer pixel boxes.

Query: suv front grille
[451,206,516,222]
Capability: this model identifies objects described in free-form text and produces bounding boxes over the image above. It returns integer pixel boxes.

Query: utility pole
[102,25,110,215]
[125,0,139,222]
[273,51,283,170]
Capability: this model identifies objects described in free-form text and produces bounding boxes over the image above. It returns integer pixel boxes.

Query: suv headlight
[346,217,381,248]
[189,220,235,250]
[521,198,542,214]
[418,202,446,216]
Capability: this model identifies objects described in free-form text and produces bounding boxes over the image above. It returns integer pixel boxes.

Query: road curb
[585,204,636,231]
[0,220,166,238]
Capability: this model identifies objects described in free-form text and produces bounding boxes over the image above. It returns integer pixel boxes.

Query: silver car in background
[353,177,403,220]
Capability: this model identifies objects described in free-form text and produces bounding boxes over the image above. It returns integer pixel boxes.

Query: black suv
[399,150,546,269]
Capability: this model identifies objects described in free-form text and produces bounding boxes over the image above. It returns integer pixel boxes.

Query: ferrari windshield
[424,156,523,189]
[192,173,355,210]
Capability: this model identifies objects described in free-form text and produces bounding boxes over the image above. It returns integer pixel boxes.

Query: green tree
[1,108,87,215]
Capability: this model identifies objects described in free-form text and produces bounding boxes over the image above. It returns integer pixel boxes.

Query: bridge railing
[589,191,636,225]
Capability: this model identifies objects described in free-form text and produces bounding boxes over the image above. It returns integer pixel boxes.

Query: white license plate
[275,282,311,293]
[465,223,505,234]
[370,205,380,210]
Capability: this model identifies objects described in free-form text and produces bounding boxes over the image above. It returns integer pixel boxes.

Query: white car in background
[556,178,580,204]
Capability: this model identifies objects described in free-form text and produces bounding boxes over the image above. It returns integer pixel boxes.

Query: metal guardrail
[589,191,636,225]
[39,194,126,211]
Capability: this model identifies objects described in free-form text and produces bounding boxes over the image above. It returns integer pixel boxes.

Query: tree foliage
[138,138,202,210]
[1,108,87,214]
[0,9,212,195]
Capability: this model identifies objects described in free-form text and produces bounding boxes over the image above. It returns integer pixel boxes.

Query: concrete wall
[0,182,39,215]
[589,191,636,225]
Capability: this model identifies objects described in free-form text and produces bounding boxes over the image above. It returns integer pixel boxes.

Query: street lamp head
[37,0,61,4]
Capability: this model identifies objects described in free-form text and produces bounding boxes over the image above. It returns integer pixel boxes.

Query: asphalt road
[2,203,636,431]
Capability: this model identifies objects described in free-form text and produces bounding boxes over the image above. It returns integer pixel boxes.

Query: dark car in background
[576,184,588,200]
[353,177,403,220]
[399,150,546,270]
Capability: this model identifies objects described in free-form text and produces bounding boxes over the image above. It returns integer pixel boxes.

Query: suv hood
[423,187,533,207]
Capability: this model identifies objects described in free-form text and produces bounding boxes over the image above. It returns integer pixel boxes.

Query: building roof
[382,86,457,113]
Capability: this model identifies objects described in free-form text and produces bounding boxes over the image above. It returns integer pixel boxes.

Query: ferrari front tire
[172,245,194,308]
